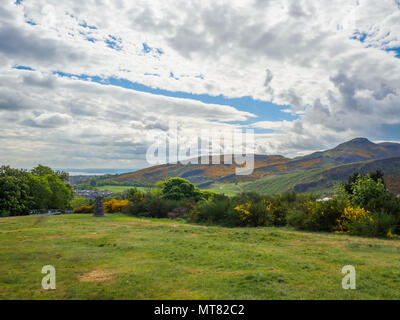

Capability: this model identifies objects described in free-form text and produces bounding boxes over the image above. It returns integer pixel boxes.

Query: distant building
[316,197,332,202]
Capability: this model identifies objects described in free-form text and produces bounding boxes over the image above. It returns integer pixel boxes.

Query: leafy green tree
[27,174,52,209]
[125,187,144,202]
[31,165,54,177]
[161,177,203,201]
[351,175,399,215]
[344,172,360,195]
[55,170,70,184]
[0,166,32,216]
[369,170,385,185]
[70,197,88,209]
[31,165,72,209]
[46,174,72,209]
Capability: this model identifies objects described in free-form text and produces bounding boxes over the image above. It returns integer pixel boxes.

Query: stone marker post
[93,196,105,217]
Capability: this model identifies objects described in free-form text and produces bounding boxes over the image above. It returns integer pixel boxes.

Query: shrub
[160,177,203,201]
[70,197,88,209]
[74,205,94,213]
[281,191,297,204]
[230,194,289,227]
[348,210,398,238]
[125,188,144,202]
[188,194,240,226]
[334,206,371,234]
[122,193,184,218]
[200,190,217,200]
[103,199,131,213]
[287,199,349,232]
[343,174,400,220]
[232,192,263,205]
[266,195,288,226]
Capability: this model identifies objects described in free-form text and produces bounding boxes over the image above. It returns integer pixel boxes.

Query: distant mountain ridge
[111,138,400,190]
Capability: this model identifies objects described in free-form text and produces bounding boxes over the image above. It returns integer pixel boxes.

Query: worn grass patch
[0,214,399,299]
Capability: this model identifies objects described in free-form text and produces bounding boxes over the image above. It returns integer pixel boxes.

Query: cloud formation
[0,0,399,168]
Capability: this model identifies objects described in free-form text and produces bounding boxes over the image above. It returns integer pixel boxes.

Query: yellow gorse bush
[234,203,252,221]
[103,199,131,213]
[335,206,371,234]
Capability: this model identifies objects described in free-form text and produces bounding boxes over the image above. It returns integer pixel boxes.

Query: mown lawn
[0,214,399,300]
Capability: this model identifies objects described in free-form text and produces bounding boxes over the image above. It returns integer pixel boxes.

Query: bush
[188,194,240,226]
[334,206,371,234]
[160,177,203,201]
[103,199,131,213]
[74,205,94,213]
[232,192,263,205]
[287,199,349,232]
[348,210,398,238]
[282,191,297,204]
[70,197,88,209]
[233,197,288,227]
[266,195,288,227]
[351,176,395,213]
[125,188,144,202]
[234,201,267,227]
[122,193,185,218]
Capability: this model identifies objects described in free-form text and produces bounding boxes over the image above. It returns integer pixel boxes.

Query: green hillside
[79,138,400,196]
[208,157,400,196]
[207,168,327,196]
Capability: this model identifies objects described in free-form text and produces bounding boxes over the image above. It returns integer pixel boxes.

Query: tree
[0,166,32,216]
[161,177,203,201]
[55,170,70,184]
[46,174,72,209]
[27,174,52,210]
[31,165,72,210]
[351,174,399,215]
[369,170,385,185]
[125,188,144,202]
[31,165,54,177]
[70,197,88,209]
[344,172,360,195]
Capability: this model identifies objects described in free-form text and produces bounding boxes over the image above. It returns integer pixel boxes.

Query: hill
[1,213,399,299]
[98,138,400,194]
[208,157,400,196]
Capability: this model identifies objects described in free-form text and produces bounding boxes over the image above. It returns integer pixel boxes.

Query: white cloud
[0,0,399,167]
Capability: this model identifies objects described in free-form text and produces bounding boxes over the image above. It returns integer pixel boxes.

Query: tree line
[0,165,72,217]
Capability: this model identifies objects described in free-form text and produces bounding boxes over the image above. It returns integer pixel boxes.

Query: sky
[0,0,400,169]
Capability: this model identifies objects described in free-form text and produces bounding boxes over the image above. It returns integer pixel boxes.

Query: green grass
[206,169,331,196]
[0,214,399,300]
[97,186,152,193]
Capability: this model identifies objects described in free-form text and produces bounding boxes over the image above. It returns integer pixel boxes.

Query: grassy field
[0,214,399,300]
[97,186,152,193]
[206,169,328,196]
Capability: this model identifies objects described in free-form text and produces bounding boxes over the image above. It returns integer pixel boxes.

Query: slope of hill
[107,138,400,189]
[209,157,400,196]
[114,155,290,186]
[296,138,400,165]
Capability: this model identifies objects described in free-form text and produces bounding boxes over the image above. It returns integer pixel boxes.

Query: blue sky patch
[13,65,34,71]
[386,47,400,58]
[51,71,297,126]
[79,21,97,30]
[142,43,164,55]
[105,35,122,50]
[351,32,367,43]
[142,43,152,53]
